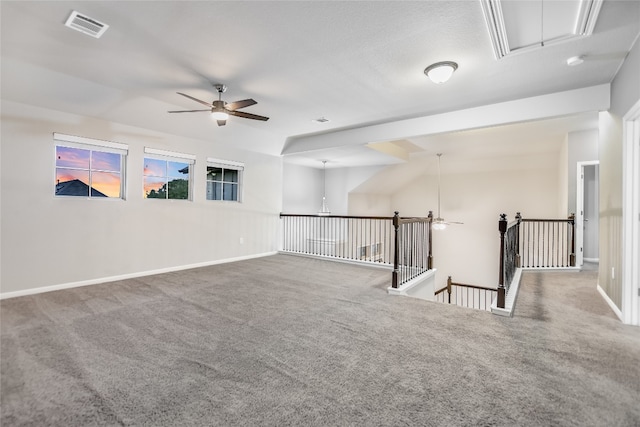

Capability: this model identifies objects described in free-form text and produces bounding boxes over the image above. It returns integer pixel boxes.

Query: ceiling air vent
[64,11,109,39]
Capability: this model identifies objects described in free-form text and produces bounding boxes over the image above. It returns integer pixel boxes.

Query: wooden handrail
[435,276,497,309]
[520,218,575,223]
[280,213,393,220]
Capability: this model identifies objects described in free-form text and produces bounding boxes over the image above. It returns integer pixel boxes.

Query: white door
[576,161,599,267]
[583,164,599,261]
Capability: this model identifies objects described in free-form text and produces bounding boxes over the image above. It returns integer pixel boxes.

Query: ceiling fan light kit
[211,111,229,121]
[566,55,585,66]
[424,61,458,84]
[168,83,269,126]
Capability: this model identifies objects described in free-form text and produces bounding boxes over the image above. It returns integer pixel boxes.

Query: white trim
[622,98,640,326]
[491,268,522,317]
[583,258,599,263]
[387,268,437,300]
[278,250,393,270]
[144,147,196,162]
[54,132,128,154]
[521,266,581,272]
[597,284,624,321]
[207,157,245,170]
[576,160,599,267]
[0,252,278,300]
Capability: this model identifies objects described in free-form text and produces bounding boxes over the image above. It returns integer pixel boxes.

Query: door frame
[576,160,599,267]
[622,99,640,326]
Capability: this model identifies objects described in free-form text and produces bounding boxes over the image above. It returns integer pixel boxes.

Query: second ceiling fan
[168,84,269,126]
[433,153,463,230]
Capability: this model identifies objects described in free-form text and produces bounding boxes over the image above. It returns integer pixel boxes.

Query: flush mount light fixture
[566,55,585,66]
[424,61,458,84]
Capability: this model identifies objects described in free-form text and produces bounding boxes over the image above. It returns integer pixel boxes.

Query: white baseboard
[387,269,437,300]
[0,251,278,300]
[596,284,624,321]
[584,258,599,263]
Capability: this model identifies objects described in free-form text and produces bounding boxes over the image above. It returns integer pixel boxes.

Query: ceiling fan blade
[217,120,227,126]
[176,92,213,108]
[168,109,211,113]
[226,99,257,111]
[228,110,269,121]
[448,221,464,225]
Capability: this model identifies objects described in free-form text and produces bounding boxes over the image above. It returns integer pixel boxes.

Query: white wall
[0,100,282,295]
[567,129,599,215]
[282,163,384,215]
[391,165,560,291]
[282,163,323,214]
[327,165,385,215]
[557,135,569,217]
[599,30,640,310]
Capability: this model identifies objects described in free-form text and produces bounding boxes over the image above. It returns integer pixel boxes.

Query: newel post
[446,276,452,304]
[392,211,400,288]
[497,213,508,309]
[427,210,434,270]
[515,212,522,268]
[569,213,576,267]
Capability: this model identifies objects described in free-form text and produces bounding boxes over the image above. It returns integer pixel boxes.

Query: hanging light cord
[437,153,442,219]
[540,0,545,47]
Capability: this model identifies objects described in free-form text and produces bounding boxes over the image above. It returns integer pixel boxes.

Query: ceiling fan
[433,153,463,230]
[168,84,269,126]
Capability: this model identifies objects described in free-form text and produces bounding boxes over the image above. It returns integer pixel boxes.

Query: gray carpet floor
[1,254,639,426]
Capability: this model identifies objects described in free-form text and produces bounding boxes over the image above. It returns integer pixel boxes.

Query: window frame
[143,147,195,201]
[53,133,128,200]
[206,158,245,203]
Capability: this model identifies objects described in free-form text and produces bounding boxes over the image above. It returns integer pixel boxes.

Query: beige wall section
[349,154,560,291]
[599,29,640,311]
[558,135,569,217]
[599,112,624,308]
[348,193,393,217]
[0,100,282,295]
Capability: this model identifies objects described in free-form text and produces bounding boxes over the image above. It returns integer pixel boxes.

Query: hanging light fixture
[318,160,331,215]
[424,61,458,84]
[433,153,447,230]
[433,153,463,230]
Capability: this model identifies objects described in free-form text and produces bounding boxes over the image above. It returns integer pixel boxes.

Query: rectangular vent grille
[64,11,109,39]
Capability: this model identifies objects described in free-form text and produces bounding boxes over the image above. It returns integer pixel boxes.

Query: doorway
[576,161,599,268]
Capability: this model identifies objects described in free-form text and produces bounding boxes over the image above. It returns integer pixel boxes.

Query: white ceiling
[1,1,638,167]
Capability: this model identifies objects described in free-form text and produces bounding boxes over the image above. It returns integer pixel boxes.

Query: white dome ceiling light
[424,61,458,84]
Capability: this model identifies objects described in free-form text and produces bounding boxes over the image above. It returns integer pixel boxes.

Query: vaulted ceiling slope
[1,1,638,160]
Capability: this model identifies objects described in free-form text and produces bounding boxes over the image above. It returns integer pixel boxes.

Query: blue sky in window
[92,151,120,172]
[56,146,89,168]
[144,158,166,177]
[168,161,189,177]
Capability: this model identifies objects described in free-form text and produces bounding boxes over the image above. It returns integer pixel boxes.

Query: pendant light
[433,153,447,230]
[318,160,331,215]
[433,153,463,230]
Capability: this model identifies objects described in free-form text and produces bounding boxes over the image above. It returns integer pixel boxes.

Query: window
[206,158,244,202]
[54,133,127,199]
[143,148,195,200]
